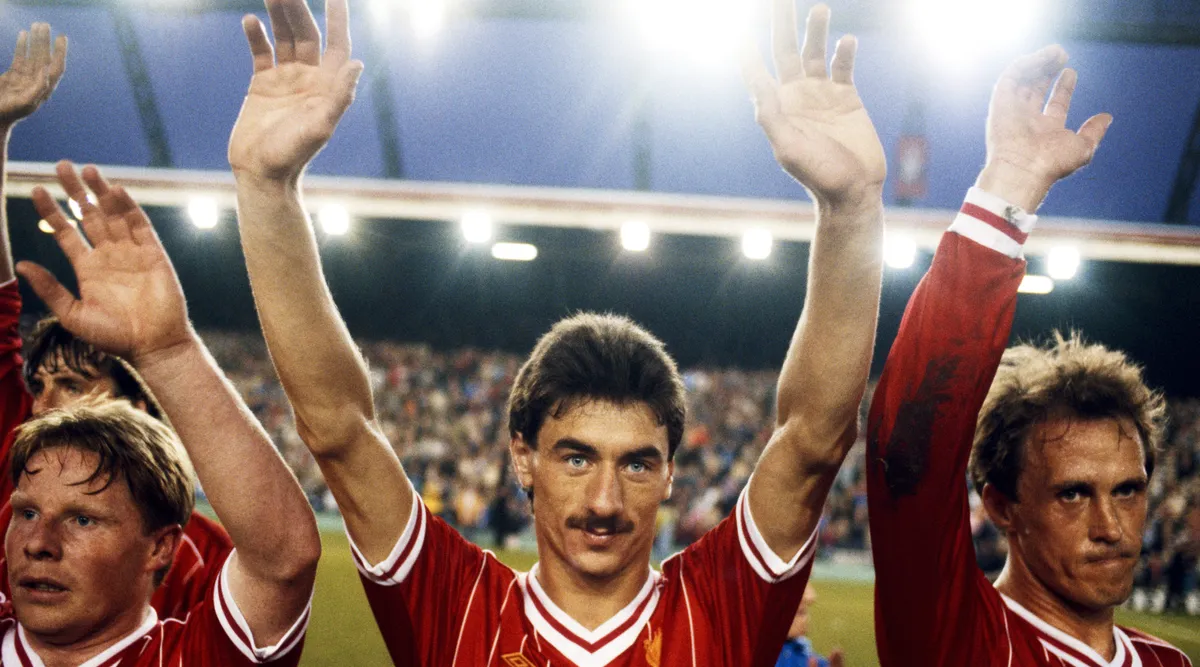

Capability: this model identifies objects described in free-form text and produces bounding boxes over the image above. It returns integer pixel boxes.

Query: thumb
[16,261,78,321]
[1077,112,1113,159]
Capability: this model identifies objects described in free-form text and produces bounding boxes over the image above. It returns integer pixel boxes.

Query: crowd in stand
[199,329,1198,613]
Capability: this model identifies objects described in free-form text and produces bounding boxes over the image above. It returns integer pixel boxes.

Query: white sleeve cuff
[346,488,427,587]
[948,187,1039,259]
[0,279,15,289]
[735,486,818,584]
[213,551,312,663]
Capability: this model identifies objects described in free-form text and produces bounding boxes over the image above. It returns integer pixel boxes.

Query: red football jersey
[350,486,816,666]
[0,280,234,622]
[866,189,1191,667]
[0,553,309,666]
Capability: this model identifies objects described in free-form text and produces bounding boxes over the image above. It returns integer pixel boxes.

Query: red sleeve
[152,512,234,621]
[0,281,32,506]
[182,551,310,665]
[866,191,1030,665]
[347,495,491,667]
[671,487,817,667]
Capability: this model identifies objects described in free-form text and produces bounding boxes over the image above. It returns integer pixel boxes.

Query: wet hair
[508,312,686,458]
[11,401,194,585]
[970,331,1166,501]
[23,317,165,422]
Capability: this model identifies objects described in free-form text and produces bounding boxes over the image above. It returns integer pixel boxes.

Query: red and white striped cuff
[948,187,1038,259]
[214,551,312,663]
[735,487,818,584]
[348,486,426,587]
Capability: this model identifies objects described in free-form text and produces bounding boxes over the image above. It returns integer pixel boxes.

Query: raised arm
[0,24,66,283]
[15,162,319,646]
[865,47,1111,665]
[741,1,886,561]
[226,0,406,565]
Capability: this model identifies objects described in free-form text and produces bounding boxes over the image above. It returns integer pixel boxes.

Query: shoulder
[1121,625,1193,666]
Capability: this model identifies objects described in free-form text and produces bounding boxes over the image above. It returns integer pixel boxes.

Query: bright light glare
[67,194,96,221]
[908,0,1041,70]
[461,210,494,244]
[38,219,54,234]
[187,197,220,230]
[369,0,394,25]
[1018,275,1054,295]
[1046,246,1081,280]
[318,204,352,236]
[883,233,917,269]
[629,0,756,65]
[742,229,773,261]
[411,0,447,41]
[491,242,538,262]
[621,221,651,252]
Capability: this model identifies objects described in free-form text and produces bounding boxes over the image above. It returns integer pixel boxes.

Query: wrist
[975,160,1052,213]
[232,168,302,198]
[815,185,885,219]
[129,330,202,375]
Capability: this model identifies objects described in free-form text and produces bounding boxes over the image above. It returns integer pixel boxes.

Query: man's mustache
[566,514,635,535]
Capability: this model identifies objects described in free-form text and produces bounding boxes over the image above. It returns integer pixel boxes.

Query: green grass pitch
[300,532,1200,666]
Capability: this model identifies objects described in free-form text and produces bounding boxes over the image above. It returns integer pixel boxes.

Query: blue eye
[74,515,93,527]
[628,461,648,474]
[20,509,36,521]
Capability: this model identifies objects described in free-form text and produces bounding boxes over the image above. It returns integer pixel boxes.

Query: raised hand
[228,0,364,183]
[743,2,885,208]
[15,161,191,363]
[977,46,1112,211]
[0,24,66,130]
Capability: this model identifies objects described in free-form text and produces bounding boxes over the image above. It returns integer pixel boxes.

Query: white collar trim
[1001,594,1137,667]
[9,607,157,667]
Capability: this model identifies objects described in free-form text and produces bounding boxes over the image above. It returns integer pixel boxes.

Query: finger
[771,0,804,81]
[280,0,321,66]
[29,23,51,72]
[80,163,114,201]
[800,4,831,78]
[106,185,156,246]
[324,0,352,66]
[48,35,67,87]
[265,0,297,63]
[242,16,276,72]
[324,60,364,123]
[55,160,99,218]
[1003,45,1067,104]
[1043,68,1076,121]
[1076,112,1113,157]
[31,187,89,260]
[829,34,857,85]
[741,42,784,132]
[10,31,28,73]
[79,165,134,243]
[15,261,78,321]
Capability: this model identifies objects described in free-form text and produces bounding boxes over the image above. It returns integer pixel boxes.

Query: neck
[533,556,650,631]
[995,559,1117,661]
[23,605,151,667]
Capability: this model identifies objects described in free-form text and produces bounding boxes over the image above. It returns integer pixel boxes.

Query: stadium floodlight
[491,242,538,262]
[1018,274,1054,295]
[742,228,773,261]
[907,0,1041,70]
[883,233,917,270]
[627,0,756,66]
[461,210,494,244]
[621,220,651,252]
[411,0,447,41]
[317,203,352,236]
[67,194,96,221]
[187,197,220,230]
[1046,245,1081,280]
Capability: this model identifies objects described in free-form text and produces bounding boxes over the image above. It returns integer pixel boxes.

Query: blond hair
[970,331,1166,500]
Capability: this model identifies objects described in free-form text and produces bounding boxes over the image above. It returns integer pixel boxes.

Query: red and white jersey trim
[948,187,1038,259]
[213,551,312,663]
[735,485,818,583]
[347,486,425,587]
[3,609,158,667]
[1002,594,1140,667]
[519,565,661,667]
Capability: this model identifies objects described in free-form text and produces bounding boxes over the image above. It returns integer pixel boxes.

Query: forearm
[234,175,375,453]
[132,334,319,583]
[0,128,16,283]
[775,193,884,464]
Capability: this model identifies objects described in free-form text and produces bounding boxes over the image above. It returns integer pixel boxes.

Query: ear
[663,460,675,501]
[147,524,183,577]
[981,483,1016,532]
[509,433,535,491]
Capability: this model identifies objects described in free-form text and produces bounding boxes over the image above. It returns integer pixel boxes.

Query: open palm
[0,23,66,128]
[745,2,885,206]
[16,163,190,362]
[228,0,363,181]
